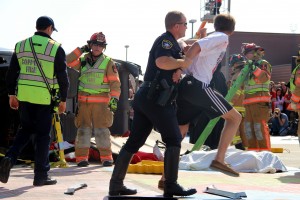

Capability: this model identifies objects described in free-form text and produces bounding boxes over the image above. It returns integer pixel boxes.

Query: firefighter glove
[109,98,118,112]
[80,45,90,53]
[249,60,258,72]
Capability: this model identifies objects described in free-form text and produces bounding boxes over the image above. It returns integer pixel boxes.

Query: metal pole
[225,0,231,80]
[124,45,129,61]
[189,19,197,38]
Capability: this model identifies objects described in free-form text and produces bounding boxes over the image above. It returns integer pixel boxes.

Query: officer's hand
[172,68,182,83]
[9,95,19,110]
[80,45,90,53]
[109,98,119,113]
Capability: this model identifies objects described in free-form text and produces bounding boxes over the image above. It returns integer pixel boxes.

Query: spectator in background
[269,81,276,114]
[283,89,292,118]
[274,88,285,112]
[271,108,289,136]
[281,82,288,96]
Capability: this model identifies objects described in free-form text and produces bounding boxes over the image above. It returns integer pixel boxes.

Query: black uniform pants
[6,102,52,181]
[123,87,182,153]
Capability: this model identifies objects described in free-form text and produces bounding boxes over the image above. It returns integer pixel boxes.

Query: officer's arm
[5,52,20,96]
[156,42,200,71]
[55,47,69,102]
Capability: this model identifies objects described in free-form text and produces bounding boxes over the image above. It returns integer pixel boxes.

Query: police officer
[109,11,196,197]
[0,16,69,186]
[67,32,121,167]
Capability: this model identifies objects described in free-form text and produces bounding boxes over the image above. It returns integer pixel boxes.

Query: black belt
[140,81,152,88]
[141,81,161,90]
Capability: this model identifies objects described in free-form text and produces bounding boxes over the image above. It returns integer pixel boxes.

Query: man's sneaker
[77,160,89,167]
[0,157,13,183]
[33,177,57,186]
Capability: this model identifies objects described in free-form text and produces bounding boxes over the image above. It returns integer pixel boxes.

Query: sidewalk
[0,135,299,200]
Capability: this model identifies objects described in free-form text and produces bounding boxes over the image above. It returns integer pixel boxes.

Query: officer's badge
[162,40,173,49]
[112,64,118,73]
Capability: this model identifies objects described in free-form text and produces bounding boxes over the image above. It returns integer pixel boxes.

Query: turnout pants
[244,103,271,150]
[75,102,113,162]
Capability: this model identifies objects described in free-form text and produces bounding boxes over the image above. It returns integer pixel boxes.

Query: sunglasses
[177,22,187,26]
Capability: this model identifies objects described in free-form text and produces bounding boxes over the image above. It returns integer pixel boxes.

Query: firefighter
[229,54,248,150]
[289,56,300,145]
[67,32,121,167]
[1,16,69,186]
[241,43,272,151]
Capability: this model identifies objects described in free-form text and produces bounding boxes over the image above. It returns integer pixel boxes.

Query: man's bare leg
[210,108,242,176]
[215,108,241,161]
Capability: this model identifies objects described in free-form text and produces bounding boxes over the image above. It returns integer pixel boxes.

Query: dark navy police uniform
[123,31,183,153]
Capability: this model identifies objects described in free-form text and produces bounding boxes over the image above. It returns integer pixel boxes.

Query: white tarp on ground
[179,148,288,173]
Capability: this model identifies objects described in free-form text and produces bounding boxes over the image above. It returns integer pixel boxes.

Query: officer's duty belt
[140,81,159,89]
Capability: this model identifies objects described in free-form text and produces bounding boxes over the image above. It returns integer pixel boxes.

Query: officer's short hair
[165,11,185,30]
[214,14,235,33]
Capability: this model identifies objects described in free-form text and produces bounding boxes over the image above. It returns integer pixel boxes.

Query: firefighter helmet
[241,43,264,55]
[87,32,107,45]
[229,54,246,68]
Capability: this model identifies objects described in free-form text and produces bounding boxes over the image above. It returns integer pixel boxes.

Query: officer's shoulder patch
[162,40,173,49]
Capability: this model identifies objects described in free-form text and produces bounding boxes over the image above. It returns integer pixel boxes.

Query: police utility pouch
[156,79,174,106]
[147,70,160,100]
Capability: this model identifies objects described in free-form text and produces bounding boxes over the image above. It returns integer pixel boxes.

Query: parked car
[0,47,20,149]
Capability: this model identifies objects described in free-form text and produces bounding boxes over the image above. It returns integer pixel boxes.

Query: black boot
[109,148,137,196]
[163,146,197,197]
[0,157,13,183]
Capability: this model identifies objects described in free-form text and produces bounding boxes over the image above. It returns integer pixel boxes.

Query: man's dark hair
[165,11,185,30]
[214,14,235,33]
[36,26,49,31]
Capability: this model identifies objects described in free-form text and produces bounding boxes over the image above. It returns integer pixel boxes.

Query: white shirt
[186,32,228,84]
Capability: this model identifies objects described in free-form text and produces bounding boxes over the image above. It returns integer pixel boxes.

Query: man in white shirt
[177,14,241,176]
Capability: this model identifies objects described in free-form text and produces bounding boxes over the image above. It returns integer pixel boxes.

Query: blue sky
[1,0,299,73]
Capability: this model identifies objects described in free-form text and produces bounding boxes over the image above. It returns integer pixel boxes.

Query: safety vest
[78,56,110,94]
[244,59,270,94]
[289,64,300,92]
[15,35,60,105]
